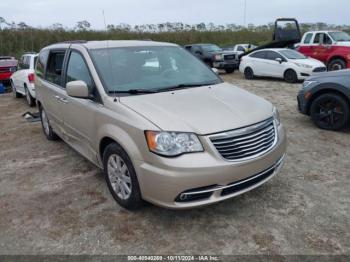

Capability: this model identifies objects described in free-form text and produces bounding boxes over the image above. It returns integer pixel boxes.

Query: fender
[326,46,350,67]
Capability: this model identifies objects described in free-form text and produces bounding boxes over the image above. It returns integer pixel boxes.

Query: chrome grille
[209,118,276,161]
[224,54,237,61]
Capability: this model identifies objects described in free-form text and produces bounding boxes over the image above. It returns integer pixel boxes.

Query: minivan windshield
[279,49,307,59]
[90,46,222,93]
[329,31,350,42]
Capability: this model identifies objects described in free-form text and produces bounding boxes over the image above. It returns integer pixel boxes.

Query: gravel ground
[0,73,349,256]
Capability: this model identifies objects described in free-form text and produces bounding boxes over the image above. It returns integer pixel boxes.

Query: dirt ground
[0,73,349,256]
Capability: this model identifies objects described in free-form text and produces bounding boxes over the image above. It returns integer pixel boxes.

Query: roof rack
[62,40,88,44]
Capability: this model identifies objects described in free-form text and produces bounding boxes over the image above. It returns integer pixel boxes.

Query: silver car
[35,40,287,210]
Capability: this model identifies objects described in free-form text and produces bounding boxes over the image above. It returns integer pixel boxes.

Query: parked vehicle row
[33,40,287,210]
[6,18,349,211]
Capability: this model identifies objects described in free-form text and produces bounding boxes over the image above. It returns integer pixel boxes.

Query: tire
[244,67,254,80]
[310,93,349,131]
[103,143,143,210]
[284,69,298,83]
[327,59,346,71]
[25,86,35,107]
[11,80,21,98]
[225,69,235,74]
[39,106,59,141]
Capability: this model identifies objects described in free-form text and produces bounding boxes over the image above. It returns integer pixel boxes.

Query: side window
[266,51,283,61]
[250,51,266,59]
[313,33,321,44]
[36,50,49,78]
[24,56,30,69]
[237,46,245,52]
[33,56,38,69]
[324,34,332,45]
[303,33,313,44]
[18,56,25,70]
[192,46,201,54]
[66,51,94,91]
[46,51,65,86]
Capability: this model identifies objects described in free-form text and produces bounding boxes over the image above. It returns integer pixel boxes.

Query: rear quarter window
[303,33,313,44]
[36,50,49,78]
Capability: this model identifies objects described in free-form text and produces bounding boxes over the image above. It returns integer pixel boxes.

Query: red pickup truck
[0,56,18,83]
[297,31,350,71]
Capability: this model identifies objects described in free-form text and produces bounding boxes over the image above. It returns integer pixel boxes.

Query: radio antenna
[102,10,107,31]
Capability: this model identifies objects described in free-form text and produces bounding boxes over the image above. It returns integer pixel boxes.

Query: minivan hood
[120,83,274,135]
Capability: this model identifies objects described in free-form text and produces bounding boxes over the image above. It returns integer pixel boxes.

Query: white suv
[10,53,38,106]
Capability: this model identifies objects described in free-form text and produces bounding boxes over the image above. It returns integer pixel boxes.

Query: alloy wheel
[314,97,345,128]
[107,154,132,200]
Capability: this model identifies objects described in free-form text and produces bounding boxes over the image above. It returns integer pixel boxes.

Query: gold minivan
[35,40,287,210]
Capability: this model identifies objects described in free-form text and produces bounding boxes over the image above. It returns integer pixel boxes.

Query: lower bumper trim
[175,154,285,203]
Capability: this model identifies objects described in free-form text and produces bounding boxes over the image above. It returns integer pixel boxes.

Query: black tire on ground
[284,69,298,83]
[225,69,235,74]
[39,106,59,141]
[103,143,143,210]
[327,59,347,71]
[244,67,254,80]
[11,80,22,98]
[25,86,35,107]
[310,93,350,131]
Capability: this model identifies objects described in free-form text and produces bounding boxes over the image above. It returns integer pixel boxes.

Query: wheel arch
[327,55,347,66]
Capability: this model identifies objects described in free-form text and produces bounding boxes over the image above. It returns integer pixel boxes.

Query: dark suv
[298,69,350,130]
[184,44,238,73]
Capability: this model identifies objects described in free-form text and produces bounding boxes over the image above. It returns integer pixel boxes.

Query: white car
[10,53,38,106]
[239,48,326,83]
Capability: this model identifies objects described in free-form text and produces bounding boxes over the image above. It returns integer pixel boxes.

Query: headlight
[273,107,281,126]
[303,80,318,89]
[145,131,204,157]
[213,54,223,61]
[294,63,312,68]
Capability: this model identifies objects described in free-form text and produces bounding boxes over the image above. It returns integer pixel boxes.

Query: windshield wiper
[157,82,217,92]
[108,89,158,94]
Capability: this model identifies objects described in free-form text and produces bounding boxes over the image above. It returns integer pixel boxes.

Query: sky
[0,0,348,29]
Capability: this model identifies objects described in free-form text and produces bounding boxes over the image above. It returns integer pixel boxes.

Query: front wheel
[244,67,254,80]
[310,93,349,131]
[103,143,143,210]
[225,69,235,74]
[284,69,298,83]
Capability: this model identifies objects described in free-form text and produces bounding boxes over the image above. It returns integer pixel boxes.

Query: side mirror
[66,80,89,99]
[275,58,283,64]
[212,68,219,74]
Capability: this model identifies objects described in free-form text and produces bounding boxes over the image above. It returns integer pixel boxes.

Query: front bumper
[135,124,287,209]
[297,89,308,114]
[213,61,239,70]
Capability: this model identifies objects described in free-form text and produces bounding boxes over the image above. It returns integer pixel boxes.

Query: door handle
[60,98,68,104]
